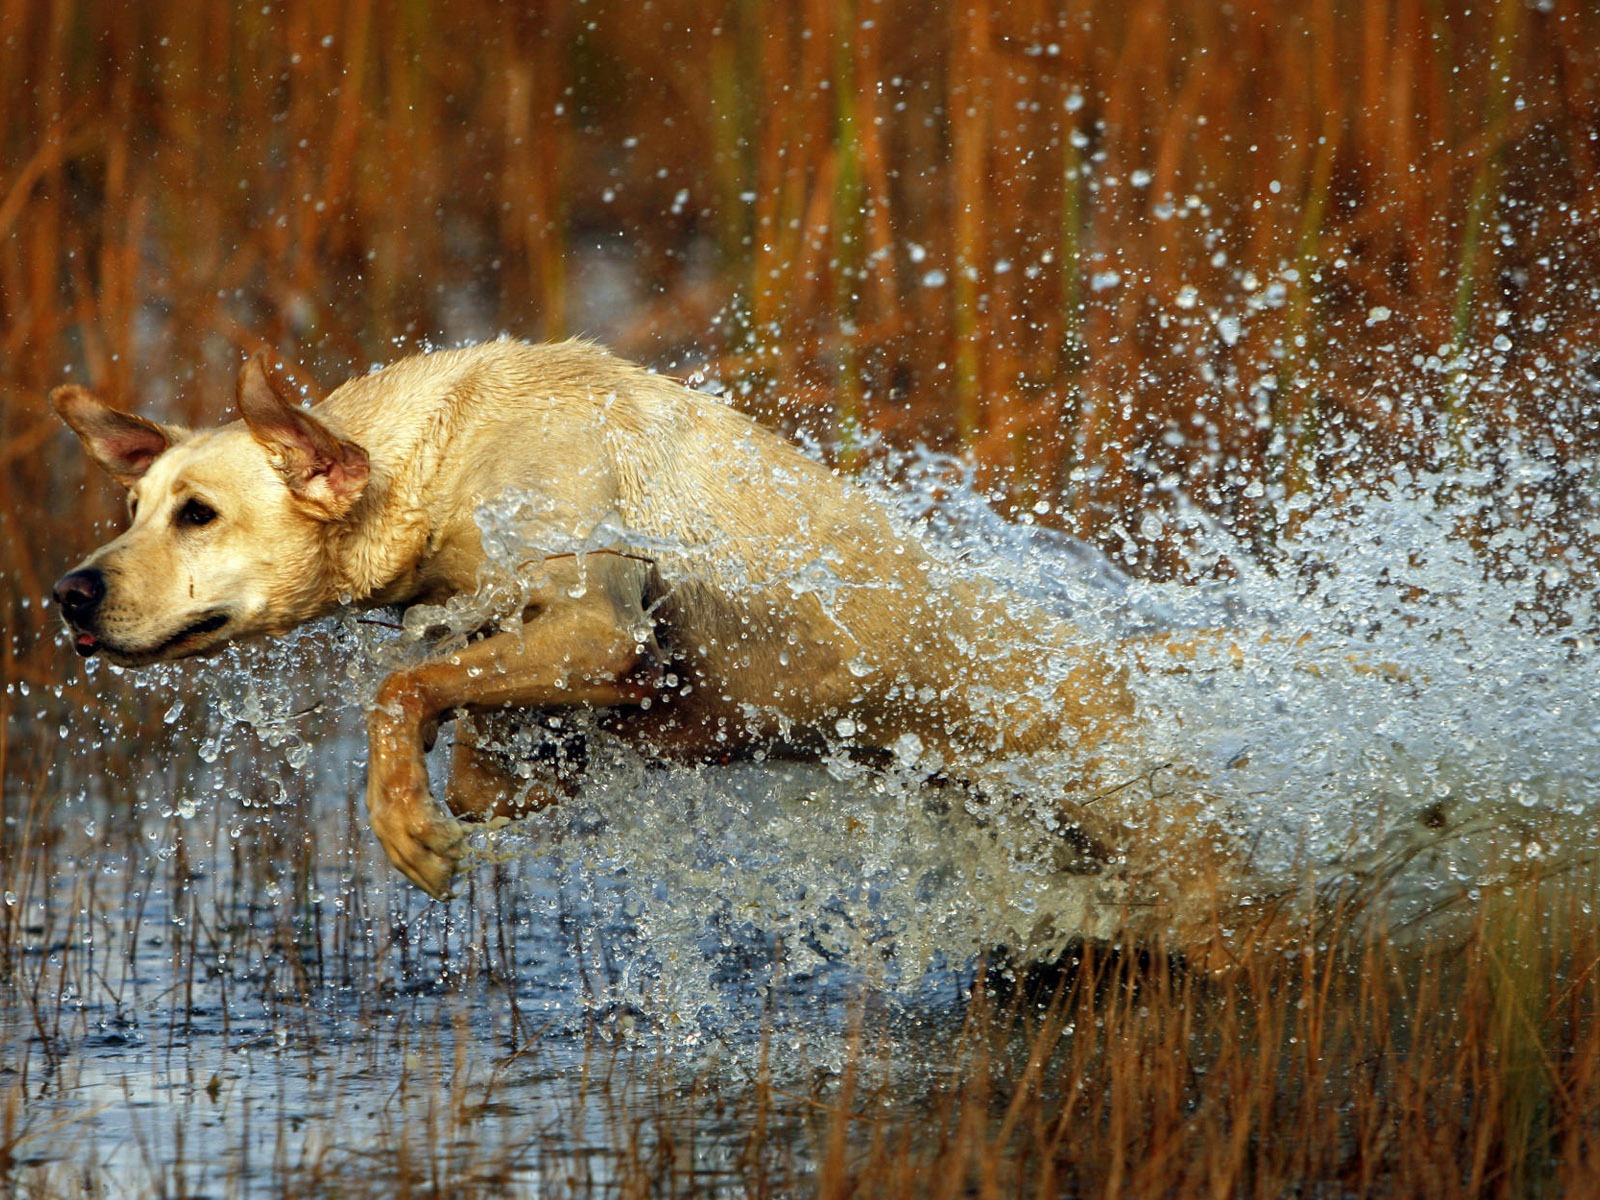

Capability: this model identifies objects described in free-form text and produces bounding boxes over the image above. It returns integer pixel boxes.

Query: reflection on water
[1,766,966,1194]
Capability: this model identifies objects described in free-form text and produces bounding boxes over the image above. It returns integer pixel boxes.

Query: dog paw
[366,769,468,900]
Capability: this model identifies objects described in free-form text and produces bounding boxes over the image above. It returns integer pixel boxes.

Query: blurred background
[2,0,1598,709]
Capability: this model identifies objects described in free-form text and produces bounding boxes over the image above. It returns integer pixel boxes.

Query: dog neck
[315,368,486,610]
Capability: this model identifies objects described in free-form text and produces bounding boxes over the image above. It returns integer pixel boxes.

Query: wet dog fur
[51,340,1142,902]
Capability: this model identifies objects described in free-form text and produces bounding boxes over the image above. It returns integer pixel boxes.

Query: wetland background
[5,0,1600,1195]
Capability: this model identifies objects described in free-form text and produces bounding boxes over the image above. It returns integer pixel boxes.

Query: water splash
[93,404,1600,1020]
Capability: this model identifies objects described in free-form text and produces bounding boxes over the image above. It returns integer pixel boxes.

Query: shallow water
[1,781,876,1193]
[3,682,978,1194]
[6,406,1599,1194]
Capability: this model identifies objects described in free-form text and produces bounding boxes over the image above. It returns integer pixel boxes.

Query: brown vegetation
[5,0,1599,661]
[4,785,1599,1198]
[828,882,1600,1199]
[4,3,1600,1194]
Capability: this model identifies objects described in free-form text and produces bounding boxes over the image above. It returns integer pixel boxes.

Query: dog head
[51,356,370,666]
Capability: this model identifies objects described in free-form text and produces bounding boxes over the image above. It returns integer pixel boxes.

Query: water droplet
[891,732,923,765]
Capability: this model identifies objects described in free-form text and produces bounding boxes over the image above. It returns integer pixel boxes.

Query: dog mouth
[72,611,232,665]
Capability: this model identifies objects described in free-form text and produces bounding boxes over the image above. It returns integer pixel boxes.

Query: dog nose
[53,568,106,623]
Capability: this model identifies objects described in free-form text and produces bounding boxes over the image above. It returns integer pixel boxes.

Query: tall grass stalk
[1447,0,1524,459]
[3,2,1596,613]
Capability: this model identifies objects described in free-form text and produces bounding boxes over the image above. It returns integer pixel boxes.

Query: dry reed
[5,863,1599,1196]
[5,1,1597,642]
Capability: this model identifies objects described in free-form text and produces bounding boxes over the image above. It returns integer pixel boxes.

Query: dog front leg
[366,604,653,898]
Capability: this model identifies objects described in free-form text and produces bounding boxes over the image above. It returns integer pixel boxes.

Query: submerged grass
[3,802,1599,1198]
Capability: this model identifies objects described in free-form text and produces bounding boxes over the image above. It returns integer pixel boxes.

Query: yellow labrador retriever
[51,340,1140,901]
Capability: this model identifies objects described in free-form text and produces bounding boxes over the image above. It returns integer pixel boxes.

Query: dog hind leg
[445,714,584,822]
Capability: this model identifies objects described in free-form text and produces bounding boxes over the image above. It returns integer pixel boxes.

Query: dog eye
[175,498,218,528]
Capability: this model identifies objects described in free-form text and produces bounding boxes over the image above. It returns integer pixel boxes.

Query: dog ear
[237,353,370,521]
[51,385,179,487]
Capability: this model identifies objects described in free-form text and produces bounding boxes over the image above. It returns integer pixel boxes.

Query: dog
[51,340,1149,904]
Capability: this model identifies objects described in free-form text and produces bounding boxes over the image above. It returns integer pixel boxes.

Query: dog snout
[53,568,106,626]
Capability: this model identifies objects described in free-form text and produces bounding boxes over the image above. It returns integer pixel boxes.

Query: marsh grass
[5,1,1600,1195]
[4,2,1599,627]
[4,686,1599,1199]
[4,785,1599,1199]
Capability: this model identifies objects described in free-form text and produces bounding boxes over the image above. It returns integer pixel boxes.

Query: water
[6,398,1599,1193]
